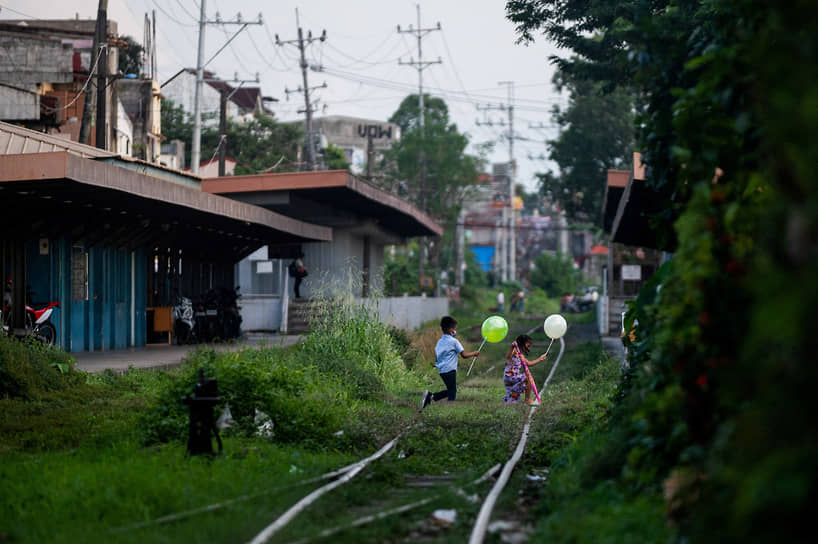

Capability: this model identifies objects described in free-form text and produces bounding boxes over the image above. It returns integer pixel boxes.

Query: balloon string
[542,338,554,360]
[467,337,488,376]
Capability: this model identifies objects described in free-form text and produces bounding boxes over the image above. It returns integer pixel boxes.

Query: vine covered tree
[507,1,818,542]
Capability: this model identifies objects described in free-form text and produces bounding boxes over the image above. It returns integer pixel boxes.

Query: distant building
[309,115,401,174]
[160,139,185,170]
[161,69,274,126]
[117,78,161,161]
[0,18,123,149]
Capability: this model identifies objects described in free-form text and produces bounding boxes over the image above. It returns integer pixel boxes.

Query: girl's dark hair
[516,334,532,354]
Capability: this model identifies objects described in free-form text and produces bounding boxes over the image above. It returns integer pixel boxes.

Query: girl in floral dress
[503,334,548,404]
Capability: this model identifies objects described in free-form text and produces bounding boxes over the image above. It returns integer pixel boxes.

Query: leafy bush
[139,346,352,447]
[530,252,580,297]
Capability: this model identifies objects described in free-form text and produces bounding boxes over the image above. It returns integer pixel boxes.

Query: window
[72,246,88,301]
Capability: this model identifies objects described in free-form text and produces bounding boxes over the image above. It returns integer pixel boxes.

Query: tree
[529,252,578,297]
[117,35,144,76]
[160,99,193,165]
[506,1,818,542]
[384,94,485,288]
[200,114,303,175]
[323,144,349,171]
[539,71,634,221]
[386,94,483,217]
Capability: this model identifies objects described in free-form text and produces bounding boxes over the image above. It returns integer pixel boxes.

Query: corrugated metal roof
[0,120,203,185]
[0,120,115,158]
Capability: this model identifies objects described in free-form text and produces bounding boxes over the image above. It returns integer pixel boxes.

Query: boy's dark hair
[516,333,532,354]
[440,316,457,332]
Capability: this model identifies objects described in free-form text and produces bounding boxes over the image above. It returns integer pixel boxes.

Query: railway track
[243,334,566,544]
[113,319,571,543]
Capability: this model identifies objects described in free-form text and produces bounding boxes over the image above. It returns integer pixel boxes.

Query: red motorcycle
[3,300,59,345]
[25,301,59,345]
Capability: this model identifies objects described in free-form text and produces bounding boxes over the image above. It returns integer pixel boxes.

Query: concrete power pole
[190,5,261,174]
[398,4,441,286]
[94,0,108,150]
[277,9,326,171]
[499,81,516,284]
[191,0,207,175]
[477,82,517,284]
[79,0,107,146]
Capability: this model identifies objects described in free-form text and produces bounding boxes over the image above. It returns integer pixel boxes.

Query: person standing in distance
[420,316,480,409]
[293,253,307,299]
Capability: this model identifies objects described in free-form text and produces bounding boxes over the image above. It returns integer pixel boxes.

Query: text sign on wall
[621,264,642,281]
[357,124,394,140]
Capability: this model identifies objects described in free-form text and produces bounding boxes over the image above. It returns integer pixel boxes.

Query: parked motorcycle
[2,301,59,345]
[175,286,242,344]
[25,301,59,345]
[173,295,195,345]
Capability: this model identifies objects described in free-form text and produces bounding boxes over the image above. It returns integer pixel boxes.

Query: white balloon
[544,314,567,339]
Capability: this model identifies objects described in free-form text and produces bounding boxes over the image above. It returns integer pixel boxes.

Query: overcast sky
[0,0,568,191]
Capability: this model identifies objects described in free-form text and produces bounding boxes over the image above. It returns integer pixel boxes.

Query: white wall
[161,72,238,127]
[300,230,375,299]
[360,296,449,331]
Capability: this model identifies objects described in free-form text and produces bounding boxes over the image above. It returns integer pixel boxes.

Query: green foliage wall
[508,0,818,541]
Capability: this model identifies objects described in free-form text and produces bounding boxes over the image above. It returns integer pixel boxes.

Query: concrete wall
[0,86,39,119]
[240,294,282,332]
[301,229,378,299]
[0,35,74,89]
[361,295,448,331]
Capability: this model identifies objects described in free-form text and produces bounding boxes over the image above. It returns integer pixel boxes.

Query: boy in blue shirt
[420,316,480,410]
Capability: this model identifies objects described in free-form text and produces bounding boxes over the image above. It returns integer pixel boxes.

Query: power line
[151,0,197,27]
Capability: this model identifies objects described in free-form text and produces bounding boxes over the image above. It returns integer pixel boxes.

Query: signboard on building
[312,116,401,151]
[621,264,642,281]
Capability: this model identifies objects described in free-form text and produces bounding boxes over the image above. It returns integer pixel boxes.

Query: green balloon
[481,315,509,343]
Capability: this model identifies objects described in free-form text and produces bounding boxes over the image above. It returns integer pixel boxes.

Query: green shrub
[299,296,422,397]
[139,346,352,447]
[0,334,79,399]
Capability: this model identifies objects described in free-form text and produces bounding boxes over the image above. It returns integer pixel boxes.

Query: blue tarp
[470,245,495,272]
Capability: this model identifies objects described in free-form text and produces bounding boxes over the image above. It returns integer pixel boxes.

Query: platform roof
[202,170,443,238]
[0,152,331,260]
[604,153,677,251]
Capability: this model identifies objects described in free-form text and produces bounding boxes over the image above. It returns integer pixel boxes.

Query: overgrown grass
[0,290,643,543]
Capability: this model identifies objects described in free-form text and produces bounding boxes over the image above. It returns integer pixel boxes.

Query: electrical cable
[151,0,197,28]
[41,44,107,113]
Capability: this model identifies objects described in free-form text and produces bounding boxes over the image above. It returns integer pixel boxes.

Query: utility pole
[397,4,441,287]
[191,0,207,174]
[499,81,516,284]
[277,9,326,171]
[95,0,108,150]
[80,0,106,146]
[209,74,259,176]
[476,82,517,283]
[477,107,509,283]
[218,89,227,176]
[191,5,262,174]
